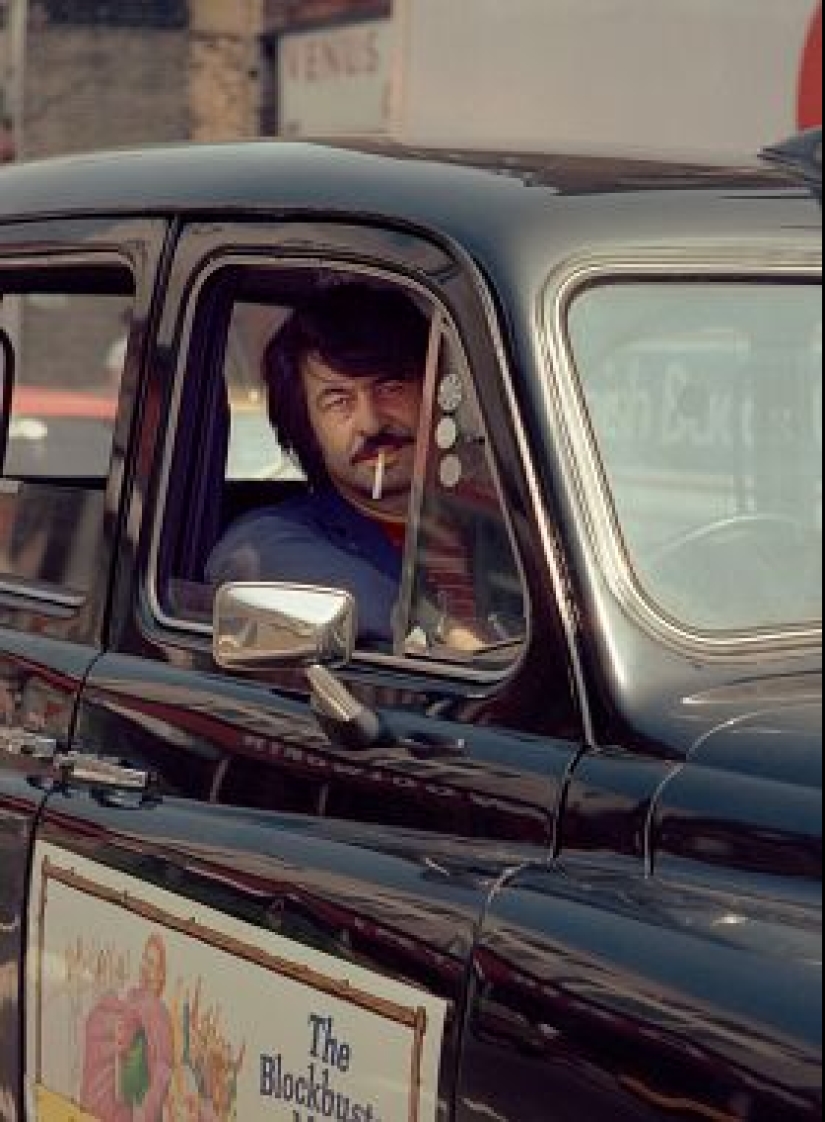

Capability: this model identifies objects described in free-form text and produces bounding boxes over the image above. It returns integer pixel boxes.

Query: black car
[0,134,821,1121]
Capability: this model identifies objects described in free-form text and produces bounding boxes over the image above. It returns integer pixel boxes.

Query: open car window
[157,265,528,672]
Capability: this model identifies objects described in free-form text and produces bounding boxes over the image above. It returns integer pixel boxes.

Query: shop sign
[278,19,395,138]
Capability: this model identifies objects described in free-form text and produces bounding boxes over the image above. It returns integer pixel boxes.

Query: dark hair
[263,283,430,487]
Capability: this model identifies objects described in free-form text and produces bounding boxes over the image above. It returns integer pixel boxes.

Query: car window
[563,279,822,634]
[158,264,527,669]
[0,266,134,598]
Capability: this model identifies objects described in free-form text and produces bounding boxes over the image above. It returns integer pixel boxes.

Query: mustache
[351,429,415,465]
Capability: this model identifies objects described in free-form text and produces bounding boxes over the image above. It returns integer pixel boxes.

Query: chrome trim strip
[542,245,823,661]
[0,579,85,610]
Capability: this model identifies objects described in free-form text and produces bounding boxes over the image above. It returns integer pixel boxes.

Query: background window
[224,301,305,482]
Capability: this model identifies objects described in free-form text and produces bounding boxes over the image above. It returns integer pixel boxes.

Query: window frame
[147,252,532,684]
[543,245,823,659]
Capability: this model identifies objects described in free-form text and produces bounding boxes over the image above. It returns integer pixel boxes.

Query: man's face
[302,352,423,516]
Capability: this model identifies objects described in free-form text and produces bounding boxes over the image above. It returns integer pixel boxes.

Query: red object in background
[13,387,117,420]
[798,4,823,129]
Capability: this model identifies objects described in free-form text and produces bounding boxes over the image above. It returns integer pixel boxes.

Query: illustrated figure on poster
[80,933,175,1121]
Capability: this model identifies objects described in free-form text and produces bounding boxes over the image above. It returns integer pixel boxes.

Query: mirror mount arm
[307,664,388,753]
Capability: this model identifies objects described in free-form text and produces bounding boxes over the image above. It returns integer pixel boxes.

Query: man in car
[206,283,430,648]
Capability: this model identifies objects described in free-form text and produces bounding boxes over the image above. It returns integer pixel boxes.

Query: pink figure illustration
[81,934,175,1122]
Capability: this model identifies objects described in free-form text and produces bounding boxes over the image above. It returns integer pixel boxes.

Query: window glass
[400,321,528,665]
[0,267,133,598]
[1,274,132,479]
[565,280,822,633]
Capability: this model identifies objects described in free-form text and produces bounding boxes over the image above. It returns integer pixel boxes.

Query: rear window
[0,266,134,600]
[1,275,132,480]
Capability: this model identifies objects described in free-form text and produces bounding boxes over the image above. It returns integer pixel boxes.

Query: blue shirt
[206,488,402,646]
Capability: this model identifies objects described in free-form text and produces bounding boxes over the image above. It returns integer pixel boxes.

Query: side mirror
[213,583,357,671]
[0,326,14,472]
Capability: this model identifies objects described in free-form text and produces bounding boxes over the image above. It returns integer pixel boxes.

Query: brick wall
[16,0,391,159]
[25,23,190,157]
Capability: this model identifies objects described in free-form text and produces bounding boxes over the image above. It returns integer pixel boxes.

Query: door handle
[0,728,59,761]
[54,752,152,794]
[1,731,151,793]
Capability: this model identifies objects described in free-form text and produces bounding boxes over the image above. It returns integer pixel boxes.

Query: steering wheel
[646,513,822,627]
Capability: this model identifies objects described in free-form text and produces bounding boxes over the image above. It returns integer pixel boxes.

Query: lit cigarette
[372,451,386,502]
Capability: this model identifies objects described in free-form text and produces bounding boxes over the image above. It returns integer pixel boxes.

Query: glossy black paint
[0,140,822,1120]
[0,763,47,1117]
[457,860,822,1121]
[36,791,503,1121]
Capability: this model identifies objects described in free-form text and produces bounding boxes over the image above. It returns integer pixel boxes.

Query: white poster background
[392,0,821,157]
[27,843,447,1122]
[279,19,395,138]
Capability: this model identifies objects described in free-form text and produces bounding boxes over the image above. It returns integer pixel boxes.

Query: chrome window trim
[0,579,85,610]
[0,248,135,614]
[147,252,533,687]
[541,244,823,660]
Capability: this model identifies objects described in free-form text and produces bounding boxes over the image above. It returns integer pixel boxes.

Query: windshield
[563,279,822,635]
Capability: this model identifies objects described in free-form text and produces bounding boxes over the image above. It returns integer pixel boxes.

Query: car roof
[0,137,812,214]
[0,139,820,275]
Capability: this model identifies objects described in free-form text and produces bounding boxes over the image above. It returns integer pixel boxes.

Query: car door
[23,218,587,1120]
[0,216,167,1119]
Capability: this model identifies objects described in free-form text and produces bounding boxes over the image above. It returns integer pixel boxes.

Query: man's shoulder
[219,491,334,549]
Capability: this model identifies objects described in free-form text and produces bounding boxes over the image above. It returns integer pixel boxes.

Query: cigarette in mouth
[372,451,386,502]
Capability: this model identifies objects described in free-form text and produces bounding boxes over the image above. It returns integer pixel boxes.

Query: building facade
[1,0,392,163]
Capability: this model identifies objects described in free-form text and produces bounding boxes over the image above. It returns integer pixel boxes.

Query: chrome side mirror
[213,583,357,671]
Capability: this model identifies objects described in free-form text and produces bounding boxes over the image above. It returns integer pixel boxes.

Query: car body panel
[458,860,822,1120]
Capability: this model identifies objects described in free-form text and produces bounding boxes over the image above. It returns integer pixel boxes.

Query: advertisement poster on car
[26,843,447,1122]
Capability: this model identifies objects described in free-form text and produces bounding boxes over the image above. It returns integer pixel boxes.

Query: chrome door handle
[54,752,151,793]
[0,728,59,761]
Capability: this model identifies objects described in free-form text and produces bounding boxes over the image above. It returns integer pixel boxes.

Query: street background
[1,0,822,165]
